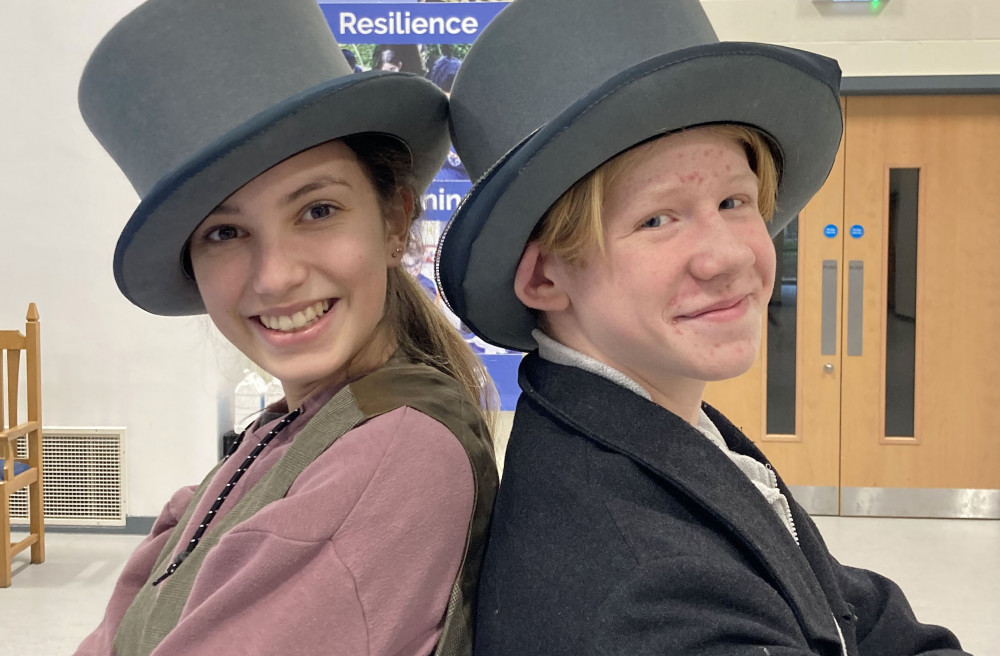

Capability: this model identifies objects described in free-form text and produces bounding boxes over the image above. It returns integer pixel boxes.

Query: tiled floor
[812,516,1000,655]
[2,518,998,655]
[1,531,145,655]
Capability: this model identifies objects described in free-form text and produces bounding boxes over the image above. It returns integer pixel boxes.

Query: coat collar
[518,352,843,652]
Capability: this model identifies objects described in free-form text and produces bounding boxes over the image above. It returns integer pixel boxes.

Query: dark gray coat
[475,353,968,655]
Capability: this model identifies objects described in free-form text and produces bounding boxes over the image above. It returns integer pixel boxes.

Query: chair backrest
[1,304,41,466]
[1,303,45,587]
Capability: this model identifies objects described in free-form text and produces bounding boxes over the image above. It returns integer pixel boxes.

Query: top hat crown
[451,0,720,181]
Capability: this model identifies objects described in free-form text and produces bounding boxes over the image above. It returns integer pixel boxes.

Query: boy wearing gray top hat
[436,0,969,654]
[74,0,498,654]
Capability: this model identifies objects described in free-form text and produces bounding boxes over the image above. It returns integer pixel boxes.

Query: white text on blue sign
[324,2,510,44]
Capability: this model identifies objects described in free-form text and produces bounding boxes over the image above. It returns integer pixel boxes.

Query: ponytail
[385,266,499,436]
[343,133,498,439]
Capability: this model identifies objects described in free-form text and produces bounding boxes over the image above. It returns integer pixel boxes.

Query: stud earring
[391,247,403,258]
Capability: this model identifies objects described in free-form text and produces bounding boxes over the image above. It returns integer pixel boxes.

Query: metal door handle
[847,260,864,356]
[822,260,837,355]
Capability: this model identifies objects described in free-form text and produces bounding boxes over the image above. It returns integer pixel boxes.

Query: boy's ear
[514,241,570,312]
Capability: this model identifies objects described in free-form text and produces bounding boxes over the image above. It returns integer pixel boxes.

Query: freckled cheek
[737,224,775,278]
[756,242,778,286]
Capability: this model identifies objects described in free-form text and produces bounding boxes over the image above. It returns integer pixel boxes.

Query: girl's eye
[204,225,243,242]
[641,215,666,229]
[304,203,337,221]
[720,197,746,211]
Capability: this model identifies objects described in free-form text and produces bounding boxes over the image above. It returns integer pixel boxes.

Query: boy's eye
[305,203,337,221]
[204,225,242,242]
[641,215,666,229]
[720,197,745,211]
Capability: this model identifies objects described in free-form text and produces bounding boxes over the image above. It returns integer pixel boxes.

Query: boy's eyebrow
[636,170,758,198]
[726,170,759,184]
[209,176,353,216]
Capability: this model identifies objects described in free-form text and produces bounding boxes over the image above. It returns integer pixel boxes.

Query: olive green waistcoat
[114,361,498,656]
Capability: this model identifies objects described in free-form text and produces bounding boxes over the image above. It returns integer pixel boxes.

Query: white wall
[0,1,246,516]
[2,0,998,518]
[703,0,1000,76]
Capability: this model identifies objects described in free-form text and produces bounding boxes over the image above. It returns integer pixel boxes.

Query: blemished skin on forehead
[515,127,776,424]
[188,140,408,410]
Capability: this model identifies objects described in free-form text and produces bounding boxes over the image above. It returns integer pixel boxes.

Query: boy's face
[538,127,776,405]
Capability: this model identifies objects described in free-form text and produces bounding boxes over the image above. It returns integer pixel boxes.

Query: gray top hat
[79,0,450,316]
[436,0,843,352]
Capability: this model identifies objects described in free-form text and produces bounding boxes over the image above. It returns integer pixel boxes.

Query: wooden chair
[1,303,45,587]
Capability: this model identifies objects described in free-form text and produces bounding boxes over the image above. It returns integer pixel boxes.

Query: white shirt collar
[532,329,651,400]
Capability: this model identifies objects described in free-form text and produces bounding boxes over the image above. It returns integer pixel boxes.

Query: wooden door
[706,95,1000,518]
[838,95,1000,517]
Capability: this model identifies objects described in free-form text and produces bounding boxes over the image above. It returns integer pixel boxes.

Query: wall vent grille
[7,427,126,526]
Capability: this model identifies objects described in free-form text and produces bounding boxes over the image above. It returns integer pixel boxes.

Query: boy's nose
[687,214,758,281]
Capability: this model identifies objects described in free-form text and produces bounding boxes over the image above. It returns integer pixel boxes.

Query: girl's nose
[251,237,308,297]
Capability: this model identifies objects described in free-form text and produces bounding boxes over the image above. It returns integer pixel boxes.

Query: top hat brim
[437,42,843,352]
[114,71,449,316]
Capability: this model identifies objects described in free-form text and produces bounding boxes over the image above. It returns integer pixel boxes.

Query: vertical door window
[767,218,798,435]
[885,168,919,437]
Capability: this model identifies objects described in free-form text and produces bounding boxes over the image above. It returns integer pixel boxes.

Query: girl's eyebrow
[208,203,240,216]
[209,176,353,216]
[281,176,352,205]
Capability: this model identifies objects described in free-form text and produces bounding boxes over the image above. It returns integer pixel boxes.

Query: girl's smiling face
[523,127,776,416]
[188,140,406,408]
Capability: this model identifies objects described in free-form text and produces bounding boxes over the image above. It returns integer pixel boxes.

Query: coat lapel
[519,353,843,651]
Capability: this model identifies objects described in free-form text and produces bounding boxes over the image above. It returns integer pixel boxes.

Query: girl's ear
[514,241,570,312]
[384,189,414,266]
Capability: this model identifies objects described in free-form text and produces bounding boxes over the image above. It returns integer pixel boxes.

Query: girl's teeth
[261,300,331,333]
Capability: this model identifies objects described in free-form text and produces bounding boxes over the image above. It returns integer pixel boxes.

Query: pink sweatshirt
[75,387,475,656]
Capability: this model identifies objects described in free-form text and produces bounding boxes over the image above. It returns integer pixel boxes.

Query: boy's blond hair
[532,125,780,265]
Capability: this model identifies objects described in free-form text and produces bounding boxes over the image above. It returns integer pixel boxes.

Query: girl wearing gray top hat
[437,0,968,654]
[75,1,497,654]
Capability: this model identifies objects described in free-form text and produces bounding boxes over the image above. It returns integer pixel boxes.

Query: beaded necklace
[152,407,302,586]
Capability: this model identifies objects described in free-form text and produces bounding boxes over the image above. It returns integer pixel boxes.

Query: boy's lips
[678,295,750,321]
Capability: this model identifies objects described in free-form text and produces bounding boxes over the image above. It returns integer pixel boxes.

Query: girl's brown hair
[342,133,498,435]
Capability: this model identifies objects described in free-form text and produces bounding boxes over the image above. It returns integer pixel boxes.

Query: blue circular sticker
[850,224,865,239]
[824,224,838,238]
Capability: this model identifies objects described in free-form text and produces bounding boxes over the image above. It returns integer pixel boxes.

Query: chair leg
[29,478,45,563]
[2,491,12,588]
